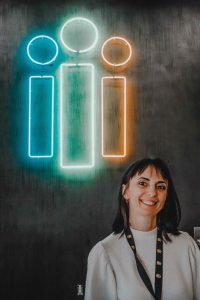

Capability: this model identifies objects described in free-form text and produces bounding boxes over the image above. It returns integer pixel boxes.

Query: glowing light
[60,63,95,168]
[101,76,126,158]
[60,17,98,53]
[27,35,58,65]
[101,36,132,67]
[28,76,54,158]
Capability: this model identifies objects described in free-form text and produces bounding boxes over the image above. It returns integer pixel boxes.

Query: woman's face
[123,165,168,218]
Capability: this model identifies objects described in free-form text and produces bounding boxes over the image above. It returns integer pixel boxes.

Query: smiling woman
[122,165,169,233]
[84,158,200,300]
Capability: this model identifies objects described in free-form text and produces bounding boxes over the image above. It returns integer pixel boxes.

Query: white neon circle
[101,36,132,67]
[27,35,58,65]
[60,17,98,53]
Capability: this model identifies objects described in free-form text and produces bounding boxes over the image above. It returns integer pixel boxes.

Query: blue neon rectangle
[29,76,54,158]
[60,64,94,168]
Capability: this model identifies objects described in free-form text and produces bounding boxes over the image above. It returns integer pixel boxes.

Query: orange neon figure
[101,37,132,158]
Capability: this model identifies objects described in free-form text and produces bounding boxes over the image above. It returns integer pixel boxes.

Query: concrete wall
[0,0,200,298]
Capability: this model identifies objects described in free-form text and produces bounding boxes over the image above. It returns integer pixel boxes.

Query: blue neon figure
[27,35,58,158]
[59,17,98,169]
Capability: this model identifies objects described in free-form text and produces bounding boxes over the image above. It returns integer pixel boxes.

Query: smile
[140,199,158,206]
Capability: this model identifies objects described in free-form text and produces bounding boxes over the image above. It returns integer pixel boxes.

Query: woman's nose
[147,185,157,197]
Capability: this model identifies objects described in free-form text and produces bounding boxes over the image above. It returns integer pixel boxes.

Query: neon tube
[28,76,54,158]
[60,63,95,168]
[60,17,98,53]
[101,76,126,158]
[101,36,132,67]
[27,35,58,65]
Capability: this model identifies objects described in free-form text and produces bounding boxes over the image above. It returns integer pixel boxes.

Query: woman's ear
[122,184,129,202]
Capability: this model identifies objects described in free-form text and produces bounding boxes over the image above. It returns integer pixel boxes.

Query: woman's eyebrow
[156,181,167,184]
[138,177,167,184]
[137,177,149,181]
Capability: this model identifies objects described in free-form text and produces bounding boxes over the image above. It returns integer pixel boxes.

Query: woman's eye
[157,185,166,190]
[138,181,147,187]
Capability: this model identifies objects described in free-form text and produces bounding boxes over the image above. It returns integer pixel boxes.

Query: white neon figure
[101,36,132,67]
[59,63,95,168]
[28,76,54,158]
[60,17,98,53]
[59,17,98,169]
[101,37,132,158]
[27,35,58,65]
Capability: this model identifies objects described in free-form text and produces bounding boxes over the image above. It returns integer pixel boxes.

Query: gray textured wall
[0,0,200,299]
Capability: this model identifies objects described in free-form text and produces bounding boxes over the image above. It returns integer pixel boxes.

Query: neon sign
[25,17,133,170]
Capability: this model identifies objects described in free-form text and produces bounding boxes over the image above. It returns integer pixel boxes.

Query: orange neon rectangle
[101,76,126,158]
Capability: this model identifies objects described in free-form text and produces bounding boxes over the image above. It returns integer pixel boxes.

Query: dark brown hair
[112,158,181,242]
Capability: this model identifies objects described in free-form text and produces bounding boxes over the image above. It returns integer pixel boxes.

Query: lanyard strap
[125,227,163,300]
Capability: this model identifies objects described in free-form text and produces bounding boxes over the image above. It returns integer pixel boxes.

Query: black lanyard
[125,227,163,300]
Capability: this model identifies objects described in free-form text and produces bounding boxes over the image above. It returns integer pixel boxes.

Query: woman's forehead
[135,165,167,180]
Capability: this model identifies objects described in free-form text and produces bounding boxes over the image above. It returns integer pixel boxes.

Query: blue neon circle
[27,35,58,65]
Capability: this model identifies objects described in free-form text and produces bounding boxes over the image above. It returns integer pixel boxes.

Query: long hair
[112,158,181,242]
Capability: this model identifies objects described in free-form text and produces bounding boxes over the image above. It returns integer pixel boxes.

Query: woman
[84,158,200,300]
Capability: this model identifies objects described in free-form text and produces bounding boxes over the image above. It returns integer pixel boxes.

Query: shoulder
[171,231,196,244]
[167,231,199,253]
[88,232,125,263]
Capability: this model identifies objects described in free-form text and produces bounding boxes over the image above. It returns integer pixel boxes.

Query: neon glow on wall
[25,17,133,170]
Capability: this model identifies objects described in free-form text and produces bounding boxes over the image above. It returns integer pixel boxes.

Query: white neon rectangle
[60,63,95,169]
[28,76,54,158]
[101,76,126,158]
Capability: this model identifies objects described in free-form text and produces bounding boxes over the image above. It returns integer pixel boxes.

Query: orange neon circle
[101,36,132,67]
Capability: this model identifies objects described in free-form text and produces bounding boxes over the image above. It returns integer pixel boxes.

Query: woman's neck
[129,215,157,232]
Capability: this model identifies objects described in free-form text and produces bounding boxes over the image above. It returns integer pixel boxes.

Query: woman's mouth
[140,199,158,206]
